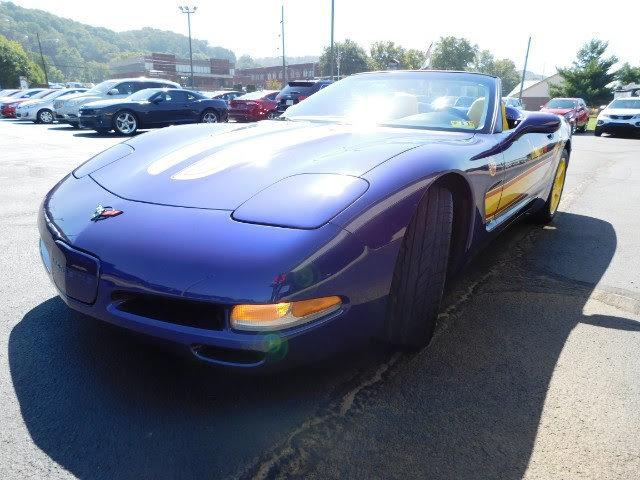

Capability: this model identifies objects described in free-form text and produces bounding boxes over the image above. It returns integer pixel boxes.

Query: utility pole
[179,6,197,88]
[36,32,49,86]
[281,5,286,84]
[330,0,335,80]
[518,36,531,101]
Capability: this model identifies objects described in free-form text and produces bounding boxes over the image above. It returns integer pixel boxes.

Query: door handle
[547,133,554,139]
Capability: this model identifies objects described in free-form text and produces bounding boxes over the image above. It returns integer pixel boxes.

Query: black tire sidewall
[385,185,454,349]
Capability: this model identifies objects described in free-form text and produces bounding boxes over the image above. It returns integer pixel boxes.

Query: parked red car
[0,89,56,118]
[540,97,589,132]
[228,90,279,122]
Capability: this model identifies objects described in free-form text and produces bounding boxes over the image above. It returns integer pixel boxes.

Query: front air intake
[112,292,225,330]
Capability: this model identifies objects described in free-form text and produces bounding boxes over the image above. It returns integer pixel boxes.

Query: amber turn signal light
[230,296,342,331]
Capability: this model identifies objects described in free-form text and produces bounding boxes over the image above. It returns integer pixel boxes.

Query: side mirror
[152,96,163,104]
[514,112,561,135]
[472,112,561,161]
[107,88,119,96]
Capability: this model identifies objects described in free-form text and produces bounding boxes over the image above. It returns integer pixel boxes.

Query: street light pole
[281,5,286,85]
[330,0,335,80]
[36,32,49,86]
[179,6,197,88]
[518,36,532,101]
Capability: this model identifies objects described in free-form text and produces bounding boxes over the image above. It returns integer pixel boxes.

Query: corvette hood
[88,121,473,210]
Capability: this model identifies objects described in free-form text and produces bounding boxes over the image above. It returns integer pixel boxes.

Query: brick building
[109,53,234,89]
[234,62,318,88]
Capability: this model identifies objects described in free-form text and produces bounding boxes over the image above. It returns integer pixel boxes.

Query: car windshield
[283,72,494,132]
[31,90,56,99]
[546,99,576,109]
[237,90,275,100]
[86,80,119,95]
[609,99,640,109]
[127,89,161,101]
[280,82,315,96]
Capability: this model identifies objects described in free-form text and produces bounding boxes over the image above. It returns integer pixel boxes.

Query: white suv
[53,77,180,128]
[595,97,640,137]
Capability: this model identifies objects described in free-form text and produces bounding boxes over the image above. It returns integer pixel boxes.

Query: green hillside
[0,1,235,83]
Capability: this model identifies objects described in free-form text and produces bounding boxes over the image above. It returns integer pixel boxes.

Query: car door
[497,128,560,219]
[148,91,182,125]
[168,90,193,122]
[488,135,535,222]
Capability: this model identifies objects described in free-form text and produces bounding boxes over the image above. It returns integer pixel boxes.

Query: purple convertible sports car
[39,71,571,369]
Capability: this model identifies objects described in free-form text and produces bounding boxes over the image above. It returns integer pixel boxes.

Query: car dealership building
[109,53,234,89]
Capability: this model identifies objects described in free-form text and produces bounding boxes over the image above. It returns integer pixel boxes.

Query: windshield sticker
[451,120,476,129]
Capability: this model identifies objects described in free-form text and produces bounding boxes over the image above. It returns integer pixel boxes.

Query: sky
[10,0,640,76]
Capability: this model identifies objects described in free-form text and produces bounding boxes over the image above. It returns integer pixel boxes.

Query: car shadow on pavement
[8,297,387,479]
[9,212,637,479]
[73,131,141,138]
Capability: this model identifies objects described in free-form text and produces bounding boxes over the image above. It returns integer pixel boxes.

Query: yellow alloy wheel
[549,158,567,214]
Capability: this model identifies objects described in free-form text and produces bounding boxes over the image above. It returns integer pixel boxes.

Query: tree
[236,54,260,70]
[370,41,405,70]
[615,63,640,85]
[550,39,617,106]
[0,34,44,87]
[473,49,520,94]
[402,49,426,70]
[429,36,477,71]
[319,39,369,77]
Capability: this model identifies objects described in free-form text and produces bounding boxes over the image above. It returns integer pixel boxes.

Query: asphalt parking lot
[1,119,639,479]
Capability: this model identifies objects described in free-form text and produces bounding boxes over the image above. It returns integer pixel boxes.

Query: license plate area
[43,239,100,304]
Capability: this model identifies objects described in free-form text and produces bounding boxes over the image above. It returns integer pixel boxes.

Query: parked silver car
[15,88,87,123]
[53,77,180,128]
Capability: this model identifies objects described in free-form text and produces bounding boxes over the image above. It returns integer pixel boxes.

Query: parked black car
[275,80,332,114]
[78,88,228,135]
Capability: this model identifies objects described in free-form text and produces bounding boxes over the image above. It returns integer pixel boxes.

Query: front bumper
[596,117,640,133]
[39,174,389,369]
[54,111,80,125]
[79,113,111,130]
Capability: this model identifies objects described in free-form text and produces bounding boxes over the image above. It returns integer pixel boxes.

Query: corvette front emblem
[91,204,123,221]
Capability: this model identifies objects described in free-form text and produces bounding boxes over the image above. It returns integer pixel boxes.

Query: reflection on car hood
[89,121,474,210]
[82,98,137,109]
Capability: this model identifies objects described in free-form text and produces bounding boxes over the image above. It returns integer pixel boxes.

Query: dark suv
[276,80,332,114]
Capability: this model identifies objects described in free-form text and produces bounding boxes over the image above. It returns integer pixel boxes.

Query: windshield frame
[282,70,499,134]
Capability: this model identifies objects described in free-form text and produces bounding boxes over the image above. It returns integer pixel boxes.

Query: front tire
[113,110,138,135]
[37,109,54,124]
[385,186,453,349]
[531,149,568,224]
[594,127,602,137]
